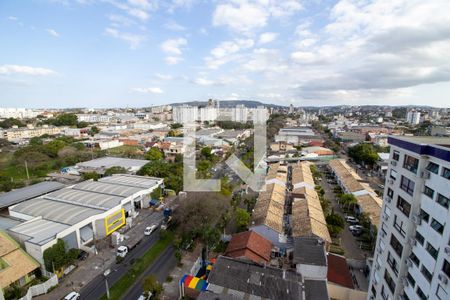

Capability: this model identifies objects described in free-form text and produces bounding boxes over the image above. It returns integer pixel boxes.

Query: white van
[117,245,128,258]
[64,292,80,300]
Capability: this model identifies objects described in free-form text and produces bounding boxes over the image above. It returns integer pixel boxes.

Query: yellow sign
[104,208,125,235]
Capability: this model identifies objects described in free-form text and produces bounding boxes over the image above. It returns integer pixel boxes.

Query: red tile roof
[327,253,354,289]
[225,231,272,264]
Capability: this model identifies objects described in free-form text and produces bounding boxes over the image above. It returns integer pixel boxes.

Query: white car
[345,216,359,224]
[64,292,80,300]
[349,225,364,232]
[144,225,157,236]
[117,245,128,258]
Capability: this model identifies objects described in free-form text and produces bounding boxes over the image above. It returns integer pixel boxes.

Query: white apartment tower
[406,110,421,125]
[232,104,248,123]
[172,105,198,124]
[368,136,450,300]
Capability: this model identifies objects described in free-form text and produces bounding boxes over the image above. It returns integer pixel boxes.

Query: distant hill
[170,100,286,108]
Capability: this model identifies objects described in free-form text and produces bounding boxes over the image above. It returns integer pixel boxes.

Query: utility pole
[24,160,30,180]
[105,276,110,299]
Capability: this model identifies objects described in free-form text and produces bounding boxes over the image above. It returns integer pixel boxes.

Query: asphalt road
[79,230,162,300]
[120,245,177,300]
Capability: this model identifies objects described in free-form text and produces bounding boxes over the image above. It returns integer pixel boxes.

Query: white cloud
[258,32,277,44]
[105,27,145,49]
[155,73,173,80]
[132,87,163,93]
[0,65,56,76]
[192,77,216,86]
[212,1,302,34]
[7,16,18,21]
[205,39,254,69]
[108,14,135,27]
[164,20,186,31]
[165,56,183,65]
[46,28,60,37]
[107,0,157,21]
[160,38,187,55]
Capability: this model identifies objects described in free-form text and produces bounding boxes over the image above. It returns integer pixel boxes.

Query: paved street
[120,245,177,300]
[319,170,369,260]
[37,209,164,300]
[80,230,162,300]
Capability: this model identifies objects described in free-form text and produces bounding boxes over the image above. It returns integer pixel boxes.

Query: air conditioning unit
[421,170,430,179]
[375,263,381,270]
[402,278,409,287]
[377,247,383,255]
[388,179,394,185]
[409,238,417,247]
[439,272,449,285]
[391,161,397,166]
[381,231,386,238]
[384,214,390,221]
[385,197,392,203]
[445,246,450,255]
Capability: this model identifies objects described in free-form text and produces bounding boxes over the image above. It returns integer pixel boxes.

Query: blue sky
[1,0,450,108]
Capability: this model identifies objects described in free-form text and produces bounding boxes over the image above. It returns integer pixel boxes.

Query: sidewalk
[36,209,163,300]
[162,244,202,300]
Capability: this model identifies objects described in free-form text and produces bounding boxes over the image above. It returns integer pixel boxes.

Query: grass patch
[329,244,345,256]
[99,232,174,300]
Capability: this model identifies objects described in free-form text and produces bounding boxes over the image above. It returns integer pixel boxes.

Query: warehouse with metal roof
[7,174,163,264]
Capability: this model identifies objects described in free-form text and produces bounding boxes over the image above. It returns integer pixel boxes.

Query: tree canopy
[145,147,164,161]
[0,118,25,129]
[348,143,379,166]
[43,239,79,272]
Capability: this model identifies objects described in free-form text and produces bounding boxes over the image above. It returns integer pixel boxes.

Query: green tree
[81,172,100,181]
[50,113,78,126]
[43,239,79,272]
[145,148,164,161]
[348,143,379,166]
[0,118,25,129]
[77,121,89,128]
[235,208,250,231]
[170,123,182,129]
[104,166,127,176]
[326,212,345,237]
[88,126,100,136]
[142,275,163,299]
[200,146,213,159]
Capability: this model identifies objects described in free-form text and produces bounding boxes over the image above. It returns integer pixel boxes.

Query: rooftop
[388,136,450,162]
[329,159,365,193]
[99,174,162,189]
[0,181,65,209]
[0,231,39,289]
[327,253,354,289]
[73,180,142,197]
[225,231,272,264]
[76,156,148,171]
[8,218,70,245]
[293,237,327,266]
[208,256,304,300]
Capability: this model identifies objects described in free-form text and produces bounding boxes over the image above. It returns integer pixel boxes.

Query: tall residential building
[172,105,198,124]
[406,110,421,125]
[252,106,268,125]
[231,104,248,123]
[368,136,450,300]
[199,106,218,122]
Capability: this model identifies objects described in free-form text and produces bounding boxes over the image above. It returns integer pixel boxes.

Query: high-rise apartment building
[406,110,422,125]
[172,105,198,124]
[232,104,248,123]
[368,136,450,300]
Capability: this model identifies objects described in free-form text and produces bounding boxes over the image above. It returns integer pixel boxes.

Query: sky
[1,0,450,108]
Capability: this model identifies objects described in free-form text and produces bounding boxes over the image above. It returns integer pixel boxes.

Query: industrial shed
[7,174,163,264]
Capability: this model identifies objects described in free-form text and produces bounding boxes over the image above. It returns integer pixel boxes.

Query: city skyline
[1,0,450,108]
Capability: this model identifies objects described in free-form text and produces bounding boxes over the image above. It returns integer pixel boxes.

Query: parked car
[117,246,129,258]
[345,216,359,224]
[351,229,363,237]
[144,225,157,236]
[77,250,88,261]
[64,292,80,300]
[137,292,152,300]
[378,184,385,189]
[349,225,364,232]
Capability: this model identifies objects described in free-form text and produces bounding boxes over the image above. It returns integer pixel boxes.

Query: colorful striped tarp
[180,274,208,291]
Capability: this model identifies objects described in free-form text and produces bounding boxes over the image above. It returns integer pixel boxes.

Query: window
[442,260,450,277]
[426,162,439,174]
[421,265,433,282]
[394,215,406,237]
[407,272,416,287]
[415,231,425,245]
[390,169,398,180]
[417,287,427,300]
[403,155,419,174]
[390,234,403,257]
[384,270,396,293]
[419,209,430,223]
[387,187,394,198]
[436,284,448,300]
[426,242,439,260]
[437,194,450,209]
[381,222,388,237]
[371,285,377,298]
[400,176,415,196]
[381,286,388,300]
[393,151,400,161]
[387,252,399,276]
[424,186,434,199]
[443,167,450,180]
[397,196,411,217]
[430,218,444,234]
[410,252,420,266]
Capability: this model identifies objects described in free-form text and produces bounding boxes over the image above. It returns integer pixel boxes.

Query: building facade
[368,136,450,300]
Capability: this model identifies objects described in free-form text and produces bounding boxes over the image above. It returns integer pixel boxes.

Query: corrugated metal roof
[99,174,162,189]
[73,180,141,197]
[46,188,123,210]
[76,157,148,170]
[8,219,70,245]
[0,181,65,209]
[10,198,103,225]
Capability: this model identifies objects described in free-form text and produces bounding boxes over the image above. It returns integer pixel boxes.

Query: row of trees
[348,143,379,166]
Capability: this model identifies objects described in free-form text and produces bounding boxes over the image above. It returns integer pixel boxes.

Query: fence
[19,273,58,300]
